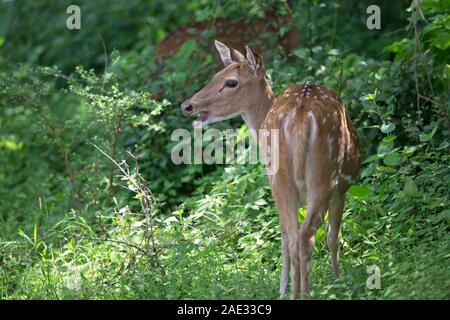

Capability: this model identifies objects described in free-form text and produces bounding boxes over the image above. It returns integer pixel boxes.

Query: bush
[0,0,448,299]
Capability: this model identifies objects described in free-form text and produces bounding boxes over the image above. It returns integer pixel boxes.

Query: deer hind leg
[299,192,330,299]
[286,212,301,300]
[326,191,345,278]
[279,231,290,299]
[271,179,300,300]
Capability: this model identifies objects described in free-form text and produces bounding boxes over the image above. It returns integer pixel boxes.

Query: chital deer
[156,15,300,65]
[181,40,361,299]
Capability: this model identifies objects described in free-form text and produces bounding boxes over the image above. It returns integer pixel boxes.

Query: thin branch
[74,236,151,257]
[108,111,124,199]
[97,33,108,75]
[411,1,422,125]
[91,144,157,256]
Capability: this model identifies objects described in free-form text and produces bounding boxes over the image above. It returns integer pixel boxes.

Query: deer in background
[181,40,361,299]
[156,14,300,65]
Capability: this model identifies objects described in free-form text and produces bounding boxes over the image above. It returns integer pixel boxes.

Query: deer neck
[241,78,275,133]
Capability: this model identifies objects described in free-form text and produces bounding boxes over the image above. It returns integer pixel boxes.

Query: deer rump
[263,84,361,205]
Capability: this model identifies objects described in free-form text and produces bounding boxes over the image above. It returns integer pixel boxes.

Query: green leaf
[173,39,197,64]
[363,154,379,164]
[404,178,418,197]
[430,209,450,223]
[402,146,417,155]
[254,199,267,206]
[381,123,396,134]
[437,141,449,150]
[431,31,450,50]
[348,184,372,199]
[33,223,38,245]
[419,124,438,142]
[383,152,400,167]
[383,135,397,143]
[376,165,397,174]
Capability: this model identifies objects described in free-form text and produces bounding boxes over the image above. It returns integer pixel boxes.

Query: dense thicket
[0,0,448,299]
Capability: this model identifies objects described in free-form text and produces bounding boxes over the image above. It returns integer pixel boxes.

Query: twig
[419,94,436,103]
[74,235,150,256]
[128,151,156,255]
[97,33,108,75]
[411,1,422,125]
[108,111,124,199]
[91,144,157,256]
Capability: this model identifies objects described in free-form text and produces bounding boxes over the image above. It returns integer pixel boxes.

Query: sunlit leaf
[376,166,397,174]
[348,184,372,199]
[381,123,396,134]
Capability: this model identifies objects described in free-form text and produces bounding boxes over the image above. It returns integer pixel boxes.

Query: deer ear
[245,46,263,75]
[215,40,245,66]
[215,40,233,66]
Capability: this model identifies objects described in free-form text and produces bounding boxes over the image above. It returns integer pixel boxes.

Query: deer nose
[181,100,194,116]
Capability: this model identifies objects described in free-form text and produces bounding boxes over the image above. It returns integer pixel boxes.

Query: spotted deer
[181,40,361,299]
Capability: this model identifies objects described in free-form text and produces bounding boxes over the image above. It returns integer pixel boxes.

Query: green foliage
[0,0,449,300]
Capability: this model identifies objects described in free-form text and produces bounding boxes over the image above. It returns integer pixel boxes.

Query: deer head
[181,40,268,128]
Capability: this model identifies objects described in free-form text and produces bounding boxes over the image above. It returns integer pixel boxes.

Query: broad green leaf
[383,152,400,166]
[376,165,397,174]
[381,123,395,134]
[348,184,372,199]
[404,178,418,197]
[254,199,268,206]
[431,31,450,50]
[437,141,449,150]
[383,135,397,143]
[0,139,23,150]
[402,146,417,155]
[419,124,438,142]
[363,154,379,164]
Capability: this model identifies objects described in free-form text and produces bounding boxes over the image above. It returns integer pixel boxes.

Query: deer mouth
[192,111,209,128]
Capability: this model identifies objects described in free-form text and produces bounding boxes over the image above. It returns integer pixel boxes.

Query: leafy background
[0,0,449,299]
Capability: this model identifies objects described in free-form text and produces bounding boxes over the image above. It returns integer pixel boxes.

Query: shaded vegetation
[0,0,449,299]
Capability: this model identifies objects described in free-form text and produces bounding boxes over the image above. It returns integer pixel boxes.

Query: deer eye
[225,79,238,88]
